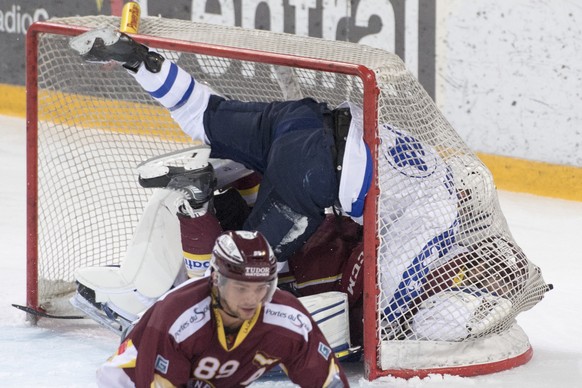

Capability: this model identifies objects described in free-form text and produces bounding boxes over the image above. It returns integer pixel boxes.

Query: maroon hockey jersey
[97,278,348,387]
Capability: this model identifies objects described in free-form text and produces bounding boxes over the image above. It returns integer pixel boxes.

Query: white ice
[1,115,581,387]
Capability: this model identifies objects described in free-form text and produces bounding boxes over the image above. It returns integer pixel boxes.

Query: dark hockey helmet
[464,235,529,298]
[211,230,278,301]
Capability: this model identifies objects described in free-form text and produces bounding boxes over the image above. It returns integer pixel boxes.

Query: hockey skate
[69,26,163,73]
[137,145,217,210]
[137,145,254,190]
[70,280,147,335]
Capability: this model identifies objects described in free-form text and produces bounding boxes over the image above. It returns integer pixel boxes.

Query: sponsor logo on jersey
[263,303,313,341]
[346,251,364,296]
[318,342,332,360]
[245,267,270,276]
[288,313,308,329]
[170,296,212,343]
[155,354,169,374]
[184,257,211,270]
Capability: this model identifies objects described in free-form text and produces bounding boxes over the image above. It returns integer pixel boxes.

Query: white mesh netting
[29,15,550,377]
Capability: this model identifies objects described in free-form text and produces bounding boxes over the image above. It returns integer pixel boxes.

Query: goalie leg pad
[75,189,185,301]
[299,292,351,351]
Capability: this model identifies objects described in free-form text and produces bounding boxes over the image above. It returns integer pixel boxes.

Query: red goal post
[25,16,550,380]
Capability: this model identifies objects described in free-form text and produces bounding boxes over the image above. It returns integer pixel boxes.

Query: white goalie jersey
[377,124,459,323]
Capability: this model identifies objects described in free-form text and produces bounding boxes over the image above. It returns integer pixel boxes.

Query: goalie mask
[210,230,278,303]
[463,236,528,298]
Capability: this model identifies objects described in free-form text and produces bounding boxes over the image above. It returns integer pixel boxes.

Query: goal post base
[376,323,533,379]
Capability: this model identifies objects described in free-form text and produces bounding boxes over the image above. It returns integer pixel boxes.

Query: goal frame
[25,20,535,381]
[26,20,384,377]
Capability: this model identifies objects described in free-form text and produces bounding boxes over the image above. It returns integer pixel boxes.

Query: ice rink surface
[1,115,581,387]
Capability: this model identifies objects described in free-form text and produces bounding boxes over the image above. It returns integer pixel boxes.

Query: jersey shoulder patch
[263,301,313,342]
[169,296,212,343]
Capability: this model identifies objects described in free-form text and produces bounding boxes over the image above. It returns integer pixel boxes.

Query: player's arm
[96,339,181,388]
[284,330,349,387]
[96,306,193,387]
[96,339,183,388]
[280,305,350,387]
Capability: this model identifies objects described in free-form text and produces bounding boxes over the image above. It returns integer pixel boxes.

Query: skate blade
[137,145,253,188]
[137,145,211,179]
[69,27,120,55]
[70,293,128,335]
[137,145,209,167]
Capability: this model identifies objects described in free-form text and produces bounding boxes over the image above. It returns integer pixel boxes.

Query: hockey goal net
[26,16,550,380]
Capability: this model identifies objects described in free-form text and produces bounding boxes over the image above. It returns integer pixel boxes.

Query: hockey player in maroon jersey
[96,230,348,387]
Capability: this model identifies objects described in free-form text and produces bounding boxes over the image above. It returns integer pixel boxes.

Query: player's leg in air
[71,149,223,333]
[69,27,339,268]
[70,27,215,144]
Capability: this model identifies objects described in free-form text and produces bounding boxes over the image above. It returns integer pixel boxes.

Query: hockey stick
[335,345,362,361]
[11,304,85,320]
[258,345,363,379]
